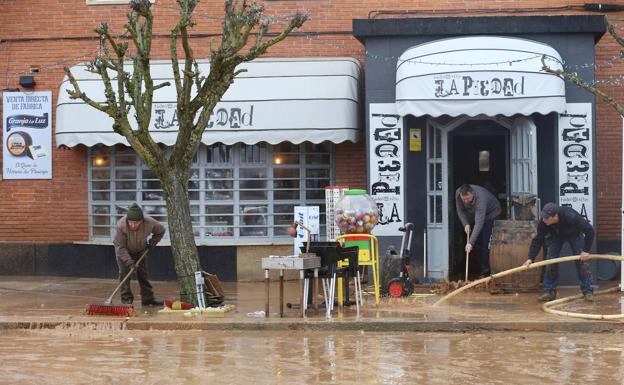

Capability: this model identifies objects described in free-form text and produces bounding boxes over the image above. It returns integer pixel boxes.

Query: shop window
[88,142,333,243]
[115,169,138,201]
[305,142,332,165]
[205,168,234,200]
[206,205,234,237]
[273,168,300,200]
[239,168,268,200]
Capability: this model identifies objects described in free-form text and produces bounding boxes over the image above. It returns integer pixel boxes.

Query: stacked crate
[325,185,349,241]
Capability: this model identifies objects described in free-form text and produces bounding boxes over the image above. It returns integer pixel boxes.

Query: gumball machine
[334,189,379,234]
[334,189,382,305]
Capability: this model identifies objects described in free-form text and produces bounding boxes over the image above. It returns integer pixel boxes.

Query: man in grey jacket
[455,184,501,277]
[113,202,166,306]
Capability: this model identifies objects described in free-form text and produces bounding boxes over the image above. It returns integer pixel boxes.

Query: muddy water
[0,329,623,385]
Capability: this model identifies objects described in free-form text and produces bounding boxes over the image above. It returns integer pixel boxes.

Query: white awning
[56,58,361,147]
[396,36,566,117]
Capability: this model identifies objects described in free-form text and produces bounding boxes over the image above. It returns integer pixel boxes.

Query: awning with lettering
[396,36,566,117]
[56,58,361,147]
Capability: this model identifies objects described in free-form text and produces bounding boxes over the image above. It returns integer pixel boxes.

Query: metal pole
[423,228,427,279]
[264,269,270,317]
[621,117,624,292]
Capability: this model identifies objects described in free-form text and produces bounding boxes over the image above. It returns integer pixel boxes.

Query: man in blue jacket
[522,202,594,302]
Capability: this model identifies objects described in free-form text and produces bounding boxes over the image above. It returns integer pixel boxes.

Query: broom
[464,229,471,282]
[86,248,149,316]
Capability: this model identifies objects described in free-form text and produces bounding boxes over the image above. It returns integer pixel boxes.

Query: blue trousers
[542,236,593,294]
[474,219,495,276]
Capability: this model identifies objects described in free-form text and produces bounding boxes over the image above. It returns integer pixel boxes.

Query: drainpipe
[621,116,624,292]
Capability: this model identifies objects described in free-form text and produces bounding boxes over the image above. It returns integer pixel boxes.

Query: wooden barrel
[490,220,543,292]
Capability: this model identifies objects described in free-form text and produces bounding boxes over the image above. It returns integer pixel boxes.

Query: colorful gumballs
[334,190,379,234]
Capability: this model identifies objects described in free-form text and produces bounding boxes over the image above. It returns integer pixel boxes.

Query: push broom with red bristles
[86,249,149,316]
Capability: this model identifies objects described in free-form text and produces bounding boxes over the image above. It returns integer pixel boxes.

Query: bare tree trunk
[161,169,200,304]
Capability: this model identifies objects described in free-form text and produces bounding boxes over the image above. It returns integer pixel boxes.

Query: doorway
[425,116,536,280]
[448,120,509,280]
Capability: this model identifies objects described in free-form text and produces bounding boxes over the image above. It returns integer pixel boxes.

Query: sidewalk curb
[2,319,623,333]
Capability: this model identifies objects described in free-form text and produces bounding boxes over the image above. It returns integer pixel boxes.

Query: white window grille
[88,142,333,243]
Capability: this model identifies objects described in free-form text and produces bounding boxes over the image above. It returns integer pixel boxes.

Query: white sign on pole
[3,91,52,179]
[557,103,593,224]
[369,103,404,236]
[294,206,319,255]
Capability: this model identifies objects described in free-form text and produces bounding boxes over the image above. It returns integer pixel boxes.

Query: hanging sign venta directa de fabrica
[3,91,52,179]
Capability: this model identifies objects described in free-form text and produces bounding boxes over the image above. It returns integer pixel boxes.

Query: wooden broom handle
[104,248,149,305]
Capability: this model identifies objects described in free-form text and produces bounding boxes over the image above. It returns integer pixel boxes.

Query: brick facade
[1,0,623,244]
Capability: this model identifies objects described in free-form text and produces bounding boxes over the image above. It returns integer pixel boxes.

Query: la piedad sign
[152,103,254,130]
[368,104,404,236]
[434,74,526,98]
[558,103,593,224]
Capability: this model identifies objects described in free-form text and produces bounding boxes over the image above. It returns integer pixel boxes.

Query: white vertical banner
[622,117,624,291]
[369,103,404,236]
[294,206,319,255]
[3,91,52,179]
[558,103,593,224]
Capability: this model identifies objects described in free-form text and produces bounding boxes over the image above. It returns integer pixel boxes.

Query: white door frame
[425,114,536,279]
[425,119,449,278]
[510,116,539,193]
[426,116,471,278]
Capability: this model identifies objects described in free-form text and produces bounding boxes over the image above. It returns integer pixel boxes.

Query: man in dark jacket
[455,184,501,277]
[113,202,166,306]
[523,202,594,302]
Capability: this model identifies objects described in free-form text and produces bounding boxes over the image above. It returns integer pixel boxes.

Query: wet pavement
[0,276,623,332]
[1,329,624,385]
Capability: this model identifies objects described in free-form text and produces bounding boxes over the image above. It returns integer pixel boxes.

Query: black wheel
[387,278,405,298]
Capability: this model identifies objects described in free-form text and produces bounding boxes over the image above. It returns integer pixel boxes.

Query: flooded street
[1,329,623,385]
[1,277,624,384]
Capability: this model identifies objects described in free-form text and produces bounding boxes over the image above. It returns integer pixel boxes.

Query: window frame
[88,142,334,244]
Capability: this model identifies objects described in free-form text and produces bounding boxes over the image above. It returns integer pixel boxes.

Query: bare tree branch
[64,0,307,305]
[607,19,624,53]
[153,82,171,91]
[241,11,307,62]
[170,28,183,96]
[63,67,108,114]
[542,55,624,117]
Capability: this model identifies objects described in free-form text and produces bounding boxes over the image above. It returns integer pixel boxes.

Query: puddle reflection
[0,329,623,384]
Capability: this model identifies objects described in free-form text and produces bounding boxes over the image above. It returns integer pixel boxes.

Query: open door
[510,116,538,219]
[425,121,449,279]
[449,120,508,279]
[427,116,537,280]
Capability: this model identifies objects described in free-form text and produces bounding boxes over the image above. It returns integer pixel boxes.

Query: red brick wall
[594,33,624,240]
[335,141,367,189]
[1,1,623,242]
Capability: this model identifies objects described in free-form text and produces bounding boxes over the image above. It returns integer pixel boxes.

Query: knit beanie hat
[126,203,144,221]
